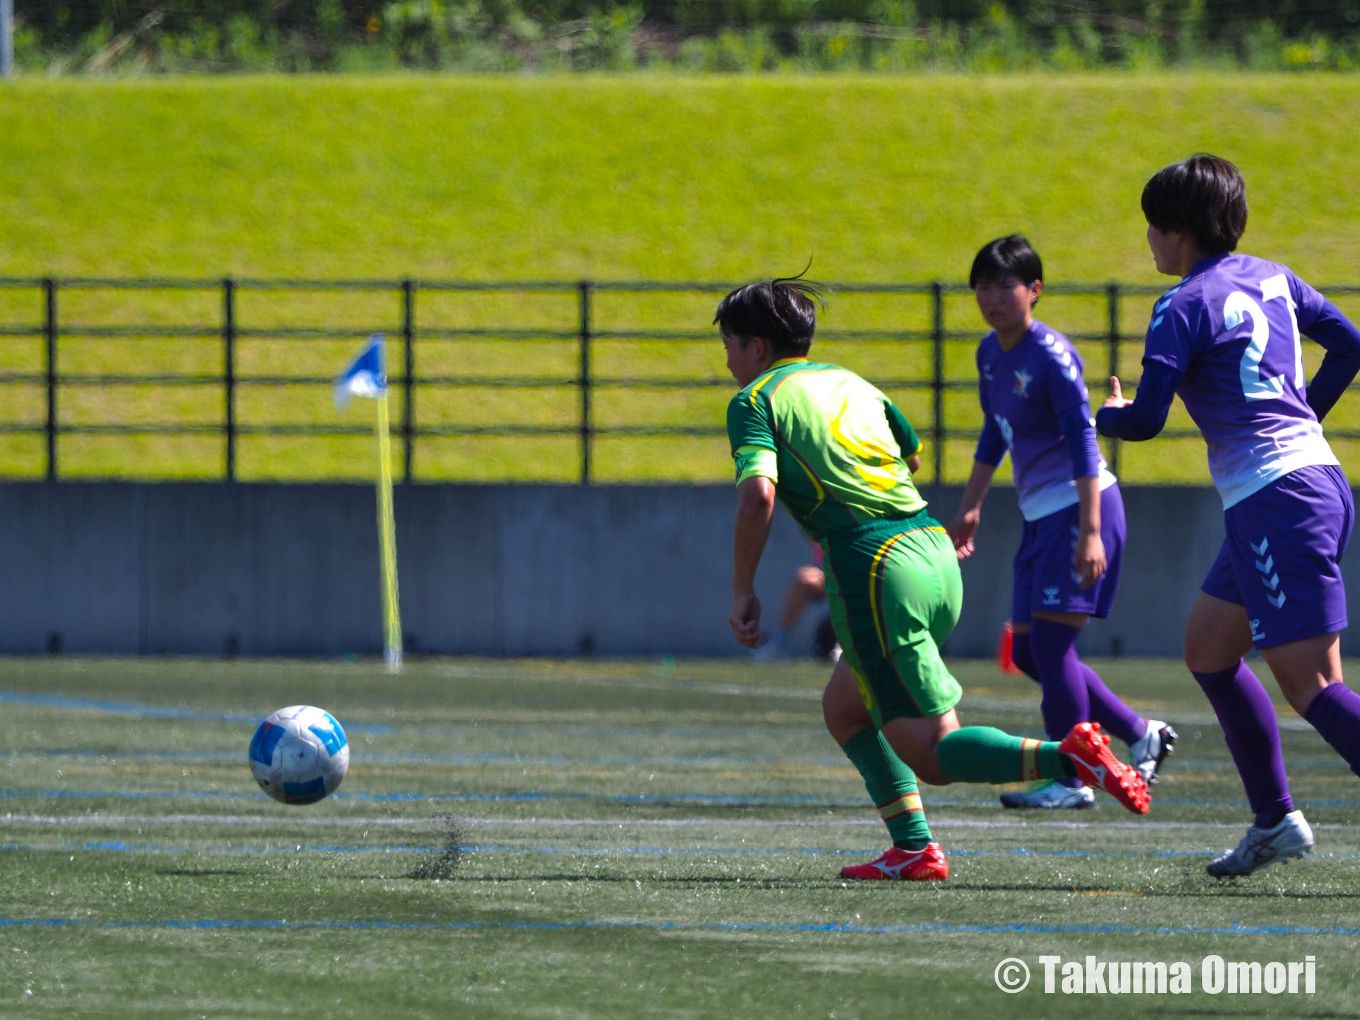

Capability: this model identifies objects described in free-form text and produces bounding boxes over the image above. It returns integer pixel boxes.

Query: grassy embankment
[2,74,1359,482]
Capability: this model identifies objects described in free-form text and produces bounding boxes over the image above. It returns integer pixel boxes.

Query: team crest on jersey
[1013,368,1033,397]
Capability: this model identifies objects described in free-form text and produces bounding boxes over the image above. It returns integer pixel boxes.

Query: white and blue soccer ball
[248,705,349,805]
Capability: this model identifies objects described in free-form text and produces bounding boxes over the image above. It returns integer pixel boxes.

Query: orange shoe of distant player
[1058,721,1151,814]
[839,842,949,881]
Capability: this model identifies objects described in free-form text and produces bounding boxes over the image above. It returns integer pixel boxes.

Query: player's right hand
[947,510,980,559]
[730,590,762,648]
[1102,376,1132,410]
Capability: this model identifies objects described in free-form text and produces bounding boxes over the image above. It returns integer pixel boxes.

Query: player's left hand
[1102,376,1132,410]
[1074,530,1107,589]
[730,590,762,648]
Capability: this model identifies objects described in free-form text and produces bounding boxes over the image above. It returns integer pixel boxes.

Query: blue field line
[8,748,1359,779]
[2,916,1357,937]
[0,692,393,734]
[6,786,1360,810]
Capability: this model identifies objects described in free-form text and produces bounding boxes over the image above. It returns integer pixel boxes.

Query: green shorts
[822,511,963,724]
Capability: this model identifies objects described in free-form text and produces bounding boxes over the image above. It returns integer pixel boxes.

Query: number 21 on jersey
[1226,273,1305,402]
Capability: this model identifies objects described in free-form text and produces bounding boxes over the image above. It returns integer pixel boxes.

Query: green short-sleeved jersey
[726,357,928,540]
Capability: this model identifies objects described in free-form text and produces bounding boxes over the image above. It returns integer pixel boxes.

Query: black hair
[969,235,1043,289]
[713,271,826,358]
[1141,154,1247,254]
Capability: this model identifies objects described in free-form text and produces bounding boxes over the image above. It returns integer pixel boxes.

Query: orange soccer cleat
[839,842,949,881]
[1058,721,1151,814]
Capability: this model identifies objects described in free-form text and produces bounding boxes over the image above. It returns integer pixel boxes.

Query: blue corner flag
[333,331,403,672]
[334,334,387,410]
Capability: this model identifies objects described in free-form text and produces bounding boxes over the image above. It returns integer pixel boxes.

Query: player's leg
[822,661,944,880]
[1185,587,1296,821]
[1188,589,1314,876]
[982,532,1091,806]
[1264,633,1360,780]
[860,525,1149,812]
[1008,613,1096,807]
[1244,465,1360,778]
[1189,526,1311,876]
[1008,489,1172,803]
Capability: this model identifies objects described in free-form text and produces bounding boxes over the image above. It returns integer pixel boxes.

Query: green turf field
[3,74,1360,483]
[1,656,1357,1018]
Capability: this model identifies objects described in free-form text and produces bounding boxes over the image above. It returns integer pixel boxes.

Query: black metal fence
[3,276,1359,485]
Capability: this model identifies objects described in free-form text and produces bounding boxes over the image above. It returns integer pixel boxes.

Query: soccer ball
[248,705,349,805]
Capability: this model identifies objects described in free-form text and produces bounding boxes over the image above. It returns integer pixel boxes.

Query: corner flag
[335,334,403,673]
[334,334,386,410]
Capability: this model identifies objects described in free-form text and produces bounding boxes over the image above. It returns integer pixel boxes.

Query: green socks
[841,729,933,850]
[936,726,1075,785]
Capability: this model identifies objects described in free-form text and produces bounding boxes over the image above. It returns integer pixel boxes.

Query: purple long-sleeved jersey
[976,320,1116,522]
[1142,253,1349,508]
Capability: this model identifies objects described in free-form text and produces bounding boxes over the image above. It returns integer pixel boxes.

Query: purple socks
[1017,628,1142,745]
[1303,682,1360,780]
[1019,622,1147,787]
[1193,661,1294,825]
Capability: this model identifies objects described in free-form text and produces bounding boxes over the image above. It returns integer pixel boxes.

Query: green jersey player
[718,276,1150,880]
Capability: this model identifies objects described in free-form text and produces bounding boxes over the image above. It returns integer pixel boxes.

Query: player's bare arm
[947,460,996,559]
[730,475,776,647]
[1072,474,1106,588]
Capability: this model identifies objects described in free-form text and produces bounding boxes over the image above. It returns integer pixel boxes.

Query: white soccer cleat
[999,779,1095,810]
[1130,720,1179,785]
[1206,810,1314,878]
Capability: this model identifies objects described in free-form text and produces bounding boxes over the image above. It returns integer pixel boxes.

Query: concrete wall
[6,482,1356,658]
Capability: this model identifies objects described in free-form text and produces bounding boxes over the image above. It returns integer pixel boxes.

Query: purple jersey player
[1098,154,1360,876]
[949,236,1177,810]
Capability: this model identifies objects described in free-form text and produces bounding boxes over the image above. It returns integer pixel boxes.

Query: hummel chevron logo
[1262,574,1281,592]
[1255,555,1274,574]
[1250,538,1269,557]
[1268,592,1287,609]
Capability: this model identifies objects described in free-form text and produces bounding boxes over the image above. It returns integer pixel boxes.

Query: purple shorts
[1012,483,1125,625]
[1201,464,1354,649]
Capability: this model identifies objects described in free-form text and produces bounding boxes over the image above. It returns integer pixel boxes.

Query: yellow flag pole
[374,391,403,673]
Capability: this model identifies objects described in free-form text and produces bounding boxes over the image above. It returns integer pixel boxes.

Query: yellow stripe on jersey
[747,357,808,407]
[830,399,902,491]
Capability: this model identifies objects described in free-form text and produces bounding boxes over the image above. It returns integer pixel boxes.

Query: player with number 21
[1097,153,1360,877]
